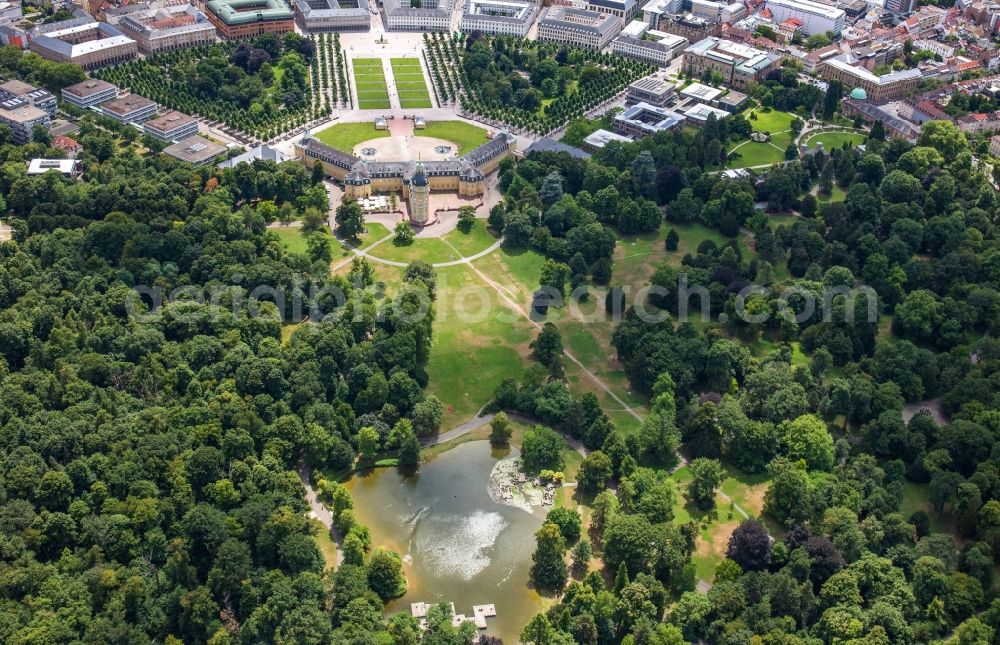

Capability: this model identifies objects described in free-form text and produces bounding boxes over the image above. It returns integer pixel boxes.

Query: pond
[345,441,546,643]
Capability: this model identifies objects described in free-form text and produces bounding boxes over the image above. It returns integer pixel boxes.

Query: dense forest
[494,117,1000,644]
[0,145,441,643]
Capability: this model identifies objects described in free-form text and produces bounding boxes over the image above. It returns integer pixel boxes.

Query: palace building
[294,131,516,224]
[202,0,295,39]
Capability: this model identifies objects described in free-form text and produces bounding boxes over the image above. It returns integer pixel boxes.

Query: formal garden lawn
[315,121,389,151]
[420,121,490,154]
[352,58,391,109]
[743,107,796,145]
[390,58,432,108]
[804,130,867,150]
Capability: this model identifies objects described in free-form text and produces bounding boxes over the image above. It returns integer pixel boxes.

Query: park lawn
[272,226,310,254]
[355,222,392,247]
[427,264,536,427]
[369,236,462,264]
[390,58,432,108]
[817,184,848,203]
[312,521,340,571]
[766,213,800,229]
[805,130,866,150]
[315,121,389,152]
[420,121,490,154]
[352,58,390,109]
[727,140,786,168]
[743,107,795,136]
[441,219,498,257]
[470,246,547,304]
[665,222,751,262]
[900,481,952,536]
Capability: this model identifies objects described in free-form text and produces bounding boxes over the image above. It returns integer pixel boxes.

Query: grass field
[726,141,786,168]
[390,58,432,109]
[804,130,867,151]
[352,58,391,109]
[817,184,848,204]
[441,220,498,257]
[271,226,310,254]
[725,107,797,168]
[420,121,490,154]
[315,121,389,152]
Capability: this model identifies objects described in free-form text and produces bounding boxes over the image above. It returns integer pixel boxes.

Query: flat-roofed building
[28,158,81,177]
[203,0,295,39]
[640,0,682,29]
[717,89,749,112]
[680,81,723,103]
[614,101,684,137]
[0,80,57,116]
[0,104,50,144]
[109,4,218,54]
[144,111,199,142]
[62,79,118,108]
[383,0,453,31]
[682,102,729,126]
[460,0,538,37]
[582,128,632,152]
[164,135,228,165]
[585,0,639,22]
[537,7,622,50]
[626,72,676,106]
[100,94,158,124]
[29,17,138,69]
[821,55,922,102]
[683,37,781,90]
[611,23,688,66]
[293,0,370,31]
[764,0,845,35]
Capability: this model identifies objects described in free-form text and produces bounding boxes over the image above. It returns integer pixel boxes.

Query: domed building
[849,87,868,101]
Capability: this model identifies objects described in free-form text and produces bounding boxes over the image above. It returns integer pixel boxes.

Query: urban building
[682,37,782,90]
[0,23,28,49]
[640,0,683,29]
[681,102,729,125]
[203,0,295,39]
[582,128,632,152]
[459,0,538,37]
[0,1,22,22]
[841,97,919,140]
[584,0,639,23]
[626,72,676,106]
[680,81,723,103]
[383,0,453,31]
[537,7,623,51]
[522,138,591,159]
[409,162,430,225]
[143,111,200,142]
[293,0,371,32]
[27,158,81,178]
[611,23,688,66]
[52,135,82,157]
[689,0,745,23]
[764,0,845,35]
[100,94,159,124]
[0,80,57,117]
[822,55,922,102]
[216,144,289,167]
[163,135,228,165]
[62,79,117,109]
[885,0,916,14]
[716,89,749,112]
[0,104,49,144]
[29,17,138,69]
[990,133,1000,157]
[108,4,218,54]
[295,132,515,210]
[613,101,684,137]
[658,13,719,41]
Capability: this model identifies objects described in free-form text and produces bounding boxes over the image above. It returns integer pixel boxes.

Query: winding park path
[298,461,341,567]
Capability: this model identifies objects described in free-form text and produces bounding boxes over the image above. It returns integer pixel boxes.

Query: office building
[658,12,718,40]
[821,55,922,102]
[163,135,228,165]
[0,80,57,117]
[585,0,639,22]
[640,0,683,29]
[764,0,845,36]
[537,7,623,51]
[62,79,117,109]
[626,72,676,106]
[582,128,632,152]
[682,102,729,126]
[293,0,371,31]
[0,104,49,144]
[29,17,138,69]
[460,0,538,37]
[383,0,453,31]
[109,4,218,54]
[682,37,782,90]
[100,94,158,124]
[611,23,688,66]
[614,101,684,137]
[143,111,200,142]
[27,158,81,178]
[203,0,295,39]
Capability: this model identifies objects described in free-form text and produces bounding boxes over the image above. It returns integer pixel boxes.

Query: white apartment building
[460,0,539,36]
[764,0,845,35]
[537,7,623,50]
